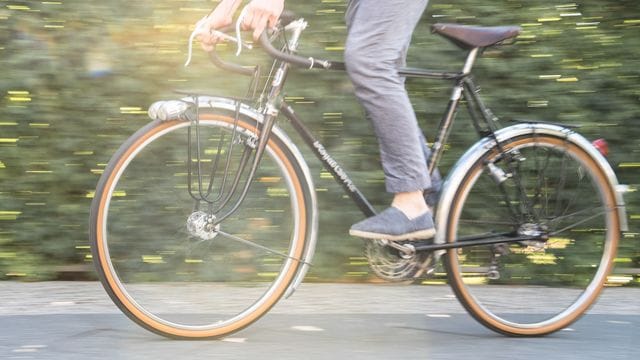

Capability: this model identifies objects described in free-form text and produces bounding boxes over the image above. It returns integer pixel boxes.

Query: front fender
[152,95,319,298]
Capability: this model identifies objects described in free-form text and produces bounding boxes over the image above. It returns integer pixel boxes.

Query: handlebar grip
[258,32,345,71]
[208,25,256,76]
[208,50,255,76]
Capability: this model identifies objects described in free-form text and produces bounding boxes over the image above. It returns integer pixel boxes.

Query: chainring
[364,240,436,282]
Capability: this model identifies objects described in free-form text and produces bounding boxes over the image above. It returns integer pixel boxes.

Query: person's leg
[345,0,431,197]
[345,0,435,240]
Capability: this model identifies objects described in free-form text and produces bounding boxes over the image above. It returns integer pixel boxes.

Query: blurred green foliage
[0,0,638,283]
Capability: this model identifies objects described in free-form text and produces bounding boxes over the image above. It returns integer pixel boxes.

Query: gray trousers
[344,0,439,195]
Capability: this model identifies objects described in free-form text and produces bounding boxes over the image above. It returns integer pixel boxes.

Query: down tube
[280,103,376,217]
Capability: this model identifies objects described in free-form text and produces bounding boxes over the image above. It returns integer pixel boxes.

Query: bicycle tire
[90,109,314,339]
[444,133,620,336]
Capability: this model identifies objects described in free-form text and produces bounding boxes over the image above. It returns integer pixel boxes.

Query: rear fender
[433,123,628,260]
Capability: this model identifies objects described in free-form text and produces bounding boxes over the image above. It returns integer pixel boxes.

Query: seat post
[462,47,480,76]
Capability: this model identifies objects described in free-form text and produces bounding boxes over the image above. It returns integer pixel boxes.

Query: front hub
[186,211,220,240]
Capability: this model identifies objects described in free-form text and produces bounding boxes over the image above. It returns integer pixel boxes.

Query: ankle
[391,191,429,219]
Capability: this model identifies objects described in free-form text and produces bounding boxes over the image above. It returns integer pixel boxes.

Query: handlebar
[202,19,345,75]
[204,25,256,76]
[257,31,345,71]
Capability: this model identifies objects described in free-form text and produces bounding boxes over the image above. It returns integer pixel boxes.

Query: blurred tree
[0,0,637,283]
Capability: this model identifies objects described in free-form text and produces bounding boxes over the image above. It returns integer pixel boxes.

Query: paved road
[0,282,638,360]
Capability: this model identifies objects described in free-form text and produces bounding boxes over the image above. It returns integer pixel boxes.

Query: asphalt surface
[0,282,638,360]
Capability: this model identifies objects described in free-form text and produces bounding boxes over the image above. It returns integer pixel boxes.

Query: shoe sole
[349,228,436,242]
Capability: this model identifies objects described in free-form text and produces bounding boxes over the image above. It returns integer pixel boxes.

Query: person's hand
[195,1,237,52]
[195,0,284,52]
[241,0,285,41]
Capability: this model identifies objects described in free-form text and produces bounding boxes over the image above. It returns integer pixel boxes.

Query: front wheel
[444,132,620,336]
[90,110,314,339]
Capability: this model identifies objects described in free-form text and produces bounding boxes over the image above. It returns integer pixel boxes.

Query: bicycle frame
[268,49,527,247]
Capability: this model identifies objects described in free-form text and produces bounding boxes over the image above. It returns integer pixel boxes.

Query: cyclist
[196,0,440,242]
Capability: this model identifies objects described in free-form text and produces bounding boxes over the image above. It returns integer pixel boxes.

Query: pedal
[384,240,416,257]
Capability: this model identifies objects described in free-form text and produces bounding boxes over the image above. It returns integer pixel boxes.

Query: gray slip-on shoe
[349,207,436,241]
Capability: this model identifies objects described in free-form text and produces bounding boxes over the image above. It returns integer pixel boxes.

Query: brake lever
[234,6,249,57]
[184,11,253,67]
[184,15,208,67]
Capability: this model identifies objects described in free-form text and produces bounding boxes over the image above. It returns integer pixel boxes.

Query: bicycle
[89,15,628,339]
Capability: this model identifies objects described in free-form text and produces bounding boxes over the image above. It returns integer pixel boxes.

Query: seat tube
[427,47,481,174]
[462,47,480,75]
[428,84,463,174]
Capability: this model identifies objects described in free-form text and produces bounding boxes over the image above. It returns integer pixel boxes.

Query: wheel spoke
[458,218,515,226]
[547,207,612,236]
[217,230,308,265]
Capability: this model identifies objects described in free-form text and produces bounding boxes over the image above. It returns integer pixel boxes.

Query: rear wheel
[90,111,313,339]
[444,133,619,336]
